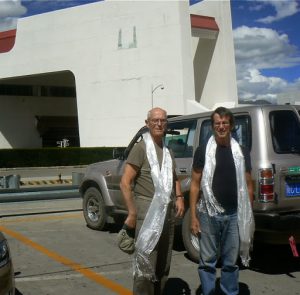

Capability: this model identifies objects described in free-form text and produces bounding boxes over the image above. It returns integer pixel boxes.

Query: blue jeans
[198,212,239,295]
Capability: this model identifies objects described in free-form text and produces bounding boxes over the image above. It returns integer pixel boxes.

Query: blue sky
[230,0,300,102]
[0,0,299,103]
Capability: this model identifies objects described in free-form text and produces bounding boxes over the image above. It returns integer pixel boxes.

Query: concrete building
[277,91,300,105]
[0,0,237,148]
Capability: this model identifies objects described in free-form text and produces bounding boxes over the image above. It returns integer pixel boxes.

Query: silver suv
[80,105,300,262]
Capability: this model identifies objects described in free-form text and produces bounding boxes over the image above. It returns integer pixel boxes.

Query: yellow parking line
[0,225,132,295]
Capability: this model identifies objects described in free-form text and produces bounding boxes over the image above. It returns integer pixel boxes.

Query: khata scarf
[133,132,173,280]
[199,135,255,266]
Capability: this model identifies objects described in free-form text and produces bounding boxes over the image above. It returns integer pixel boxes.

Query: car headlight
[0,239,10,267]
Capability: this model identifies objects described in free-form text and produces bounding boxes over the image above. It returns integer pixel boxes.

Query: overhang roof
[190,14,219,31]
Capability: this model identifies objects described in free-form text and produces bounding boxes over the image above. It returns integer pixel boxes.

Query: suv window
[166,120,197,158]
[123,127,148,159]
[234,115,252,149]
[270,110,300,154]
[198,115,252,150]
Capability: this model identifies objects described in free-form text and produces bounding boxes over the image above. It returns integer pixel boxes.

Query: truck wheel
[83,187,107,230]
[182,208,200,263]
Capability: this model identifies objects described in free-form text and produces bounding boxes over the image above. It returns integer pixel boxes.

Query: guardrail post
[7,175,20,189]
[72,172,84,185]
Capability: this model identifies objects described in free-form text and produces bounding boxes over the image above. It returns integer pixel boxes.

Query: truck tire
[83,187,107,230]
[182,208,200,263]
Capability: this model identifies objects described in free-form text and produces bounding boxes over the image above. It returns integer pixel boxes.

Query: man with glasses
[120,107,184,295]
[189,107,254,295]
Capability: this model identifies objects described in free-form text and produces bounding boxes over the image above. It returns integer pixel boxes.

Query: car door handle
[179,168,187,173]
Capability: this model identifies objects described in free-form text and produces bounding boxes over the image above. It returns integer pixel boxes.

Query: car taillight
[258,168,275,202]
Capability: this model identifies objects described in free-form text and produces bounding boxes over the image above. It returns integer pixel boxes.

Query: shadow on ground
[247,243,300,274]
[169,239,300,294]
[163,278,250,295]
[85,221,124,234]
[173,229,300,276]
[163,277,192,295]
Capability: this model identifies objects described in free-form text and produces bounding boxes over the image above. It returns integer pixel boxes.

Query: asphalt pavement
[0,199,299,295]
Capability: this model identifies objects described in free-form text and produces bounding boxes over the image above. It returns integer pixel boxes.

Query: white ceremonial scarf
[133,132,173,281]
[199,135,255,266]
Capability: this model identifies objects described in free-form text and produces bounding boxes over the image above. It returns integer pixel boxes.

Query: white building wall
[277,91,300,105]
[0,0,237,147]
[75,0,195,146]
[190,0,238,110]
[0,0,195,147]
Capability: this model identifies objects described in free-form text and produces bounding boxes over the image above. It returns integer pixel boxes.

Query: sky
[0,0,299,104]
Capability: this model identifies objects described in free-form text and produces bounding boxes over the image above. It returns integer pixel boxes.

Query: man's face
[212,113,232,141]
[146,109,167,138]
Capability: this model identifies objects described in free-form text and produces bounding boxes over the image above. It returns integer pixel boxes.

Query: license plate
[288,166,300,174]
[286,182,300,197]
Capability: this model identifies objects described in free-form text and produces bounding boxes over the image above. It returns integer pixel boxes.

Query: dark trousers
[133,196,175,295]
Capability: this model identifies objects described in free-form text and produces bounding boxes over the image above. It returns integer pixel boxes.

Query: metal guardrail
[0,186,80,203]
[0,174,20,189]
[0,173,84,203]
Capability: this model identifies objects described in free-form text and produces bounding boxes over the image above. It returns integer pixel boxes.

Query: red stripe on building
[0,29,16,53]
[191,14,219,31]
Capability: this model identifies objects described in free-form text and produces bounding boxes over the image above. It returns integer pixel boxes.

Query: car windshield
[165,120,197,158]
[269,110,300,154]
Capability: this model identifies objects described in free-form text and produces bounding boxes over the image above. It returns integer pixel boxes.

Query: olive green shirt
[126,139,175,198]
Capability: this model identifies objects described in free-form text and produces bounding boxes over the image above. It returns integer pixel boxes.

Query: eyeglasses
[149,119,167,125]
[214,122,230,128]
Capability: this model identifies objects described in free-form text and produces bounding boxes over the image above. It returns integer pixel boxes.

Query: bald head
[145,107,167,143]
[147,107,167,120]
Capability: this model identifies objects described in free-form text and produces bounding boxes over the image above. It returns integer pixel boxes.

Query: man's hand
[190,215,201,236]
[124,213,137,229]
[175,197,185,218]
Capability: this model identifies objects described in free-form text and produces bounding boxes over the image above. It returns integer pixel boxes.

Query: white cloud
[0,0,27,31]
[234,26,300,71]
[237,68,300,102]
[256,0,300,24]
[233,25,300,102]
[237,69,287,101]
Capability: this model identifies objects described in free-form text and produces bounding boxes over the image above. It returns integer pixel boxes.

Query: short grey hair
[147,107,167,120]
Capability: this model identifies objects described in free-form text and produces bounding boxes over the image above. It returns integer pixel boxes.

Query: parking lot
[0,198,300,295]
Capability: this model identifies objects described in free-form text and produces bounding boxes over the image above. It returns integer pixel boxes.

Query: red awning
[191,14,219,31]
[0,29,16,53]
